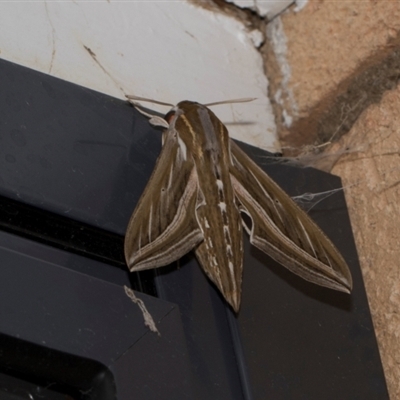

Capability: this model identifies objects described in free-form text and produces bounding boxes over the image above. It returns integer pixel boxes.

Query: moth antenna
[126,95,256,108]
[126,95,174,107]
[204,98,256,107]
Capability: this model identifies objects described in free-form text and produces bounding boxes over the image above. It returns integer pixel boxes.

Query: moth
[124,97,352,312]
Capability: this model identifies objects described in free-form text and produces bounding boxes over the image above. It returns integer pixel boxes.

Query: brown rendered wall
[263,2,400,397]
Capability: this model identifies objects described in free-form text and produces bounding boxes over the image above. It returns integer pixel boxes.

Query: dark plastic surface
[154,160,388,400]
[0,333,116,400]
[0,58,160,235]
[0,230,194,400]
[0,58,389,399]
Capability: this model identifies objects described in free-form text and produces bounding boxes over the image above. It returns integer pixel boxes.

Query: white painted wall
[0,0,288,151]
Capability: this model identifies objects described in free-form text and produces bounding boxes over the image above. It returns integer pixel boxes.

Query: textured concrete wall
[264,2,400,397]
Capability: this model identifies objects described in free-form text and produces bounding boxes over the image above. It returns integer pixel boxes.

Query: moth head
[126,95,256,129]
[164,105,184,125]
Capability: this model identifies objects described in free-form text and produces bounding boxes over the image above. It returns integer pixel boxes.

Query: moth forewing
[229,140,352,293]
[124,99,352,313]
[124,124,204,272]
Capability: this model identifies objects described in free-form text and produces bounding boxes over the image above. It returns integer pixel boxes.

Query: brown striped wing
[124,128,204,271]
[229,140,352,293]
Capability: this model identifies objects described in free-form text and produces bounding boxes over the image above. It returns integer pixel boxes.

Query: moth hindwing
[124,100,352,312]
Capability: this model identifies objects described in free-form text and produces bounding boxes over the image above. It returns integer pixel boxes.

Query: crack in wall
[83,45,127,96]
[44,1,56,74]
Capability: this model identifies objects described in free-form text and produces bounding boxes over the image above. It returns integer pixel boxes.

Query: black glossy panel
[0,59,160,235]
[0,231,193,400]
[0,59,389,399]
